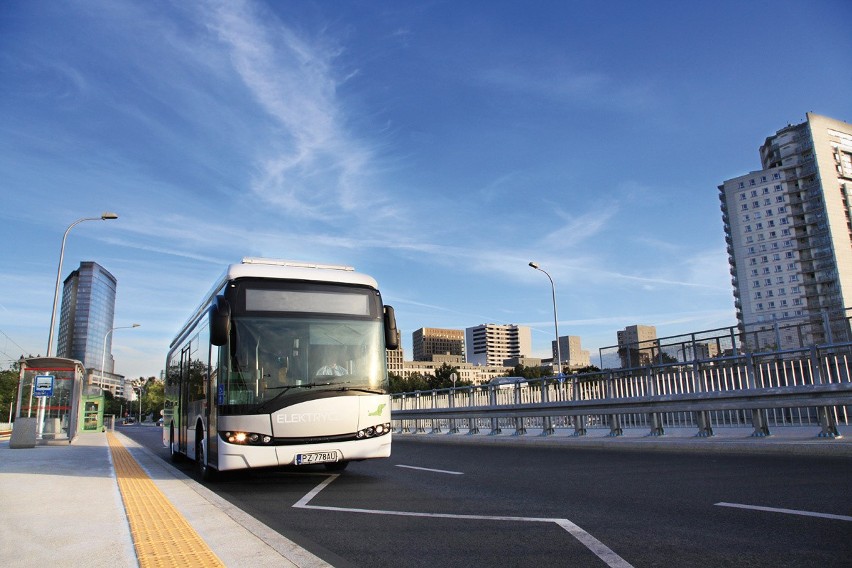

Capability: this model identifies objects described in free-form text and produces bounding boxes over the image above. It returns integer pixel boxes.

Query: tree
[145,378,164,421]
[428,363,459,390]
[102,389,124,418]
[388,372,430,393]
[658,352,678,365]
[388,372,406,393]
[389,367,472,394]
[0,363,20,423]
[407,372,430,393]
[507,365,548,380]
[132,376,163,422]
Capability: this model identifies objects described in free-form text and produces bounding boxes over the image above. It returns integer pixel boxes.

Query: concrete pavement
[0,430,331,568]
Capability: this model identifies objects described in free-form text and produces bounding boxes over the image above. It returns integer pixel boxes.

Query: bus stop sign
[34,375,55,397]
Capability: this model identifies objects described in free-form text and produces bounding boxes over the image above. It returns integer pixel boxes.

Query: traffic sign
[34,375,54,397]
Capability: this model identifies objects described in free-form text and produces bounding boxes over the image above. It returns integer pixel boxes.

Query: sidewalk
[0,431,331,568]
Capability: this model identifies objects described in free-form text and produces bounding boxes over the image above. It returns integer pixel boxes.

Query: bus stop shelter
[10,356,95,448]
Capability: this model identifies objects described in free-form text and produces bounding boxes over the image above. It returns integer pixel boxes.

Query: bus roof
[168,258,380,350]
[229,257,378,288]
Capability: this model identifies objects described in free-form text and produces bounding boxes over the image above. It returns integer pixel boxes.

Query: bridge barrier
[391,343,852,439]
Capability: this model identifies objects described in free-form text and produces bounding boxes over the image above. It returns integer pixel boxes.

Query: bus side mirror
[209,295,231,346]
[384,305,399,350]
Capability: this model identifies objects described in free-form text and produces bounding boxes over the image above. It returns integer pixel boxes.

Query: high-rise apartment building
[719,113,852,346]
[56,261,117,374]
[465,324,532,366]
[616,325,658,367]
[412,327,466,361]
[553,335,591,369]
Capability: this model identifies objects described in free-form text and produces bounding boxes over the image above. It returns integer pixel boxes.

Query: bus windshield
[218,316,388,414]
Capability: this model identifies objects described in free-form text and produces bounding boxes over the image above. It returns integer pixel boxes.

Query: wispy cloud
[537,205,620,249]
[203,1,387,223]
[593,269,725,290]
[479,64,656,112]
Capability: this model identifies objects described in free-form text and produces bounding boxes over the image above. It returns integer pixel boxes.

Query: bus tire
[325,460,349,472]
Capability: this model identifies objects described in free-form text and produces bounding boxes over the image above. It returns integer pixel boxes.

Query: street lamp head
[101,212,119,220]
[528,261,539,269]
[131,323,140,328]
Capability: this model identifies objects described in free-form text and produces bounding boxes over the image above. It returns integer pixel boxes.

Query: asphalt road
[119,424,852,568]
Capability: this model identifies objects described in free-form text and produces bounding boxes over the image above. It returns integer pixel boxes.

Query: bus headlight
[222,431,273,445]
[356,423,391,439]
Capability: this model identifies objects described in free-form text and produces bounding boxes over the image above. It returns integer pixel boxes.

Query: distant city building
[465,324,532,366]
[386,331,404,376]
[412,327,466,361]
[430,354,465,364]
[553,335,591,369]
[56,261,123,395]
[693,342,720,360]
[616,325,658,367]
[503,356,542,368]
[719,113,852,347]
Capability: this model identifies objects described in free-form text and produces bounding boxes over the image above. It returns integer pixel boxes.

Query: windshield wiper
[265,381,334,391]
[307,380,384,395]
[257,382,333,411]
[339,387,385,395]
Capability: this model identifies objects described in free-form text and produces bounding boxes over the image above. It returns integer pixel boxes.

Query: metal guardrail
[391,343,852,439]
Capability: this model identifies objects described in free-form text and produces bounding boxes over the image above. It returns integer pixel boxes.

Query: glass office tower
[56,261,117,373]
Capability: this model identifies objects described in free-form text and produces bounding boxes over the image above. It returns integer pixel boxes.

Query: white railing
[392,343,852,439]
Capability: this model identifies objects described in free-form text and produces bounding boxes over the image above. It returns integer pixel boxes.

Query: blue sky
[1,0,850,379]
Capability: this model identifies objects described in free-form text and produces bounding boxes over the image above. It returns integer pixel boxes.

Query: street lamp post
[101,324,140,380]
[529,262,562,376]
[47,212,119,356]
[131,379,145,422]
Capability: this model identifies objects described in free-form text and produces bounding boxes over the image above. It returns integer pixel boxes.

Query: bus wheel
[325,460,349,472]
[196,432,216,481]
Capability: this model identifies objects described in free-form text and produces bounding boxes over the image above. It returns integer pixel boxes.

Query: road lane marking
[293,474,339,509]
[553,519,635,568]
[715,502,852,522]
[396,464,464,475]
[294,474,634,568]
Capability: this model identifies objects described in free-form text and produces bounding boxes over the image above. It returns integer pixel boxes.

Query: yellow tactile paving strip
[107,432,225,568]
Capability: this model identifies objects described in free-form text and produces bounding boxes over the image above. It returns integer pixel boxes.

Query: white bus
[163,257,399,480]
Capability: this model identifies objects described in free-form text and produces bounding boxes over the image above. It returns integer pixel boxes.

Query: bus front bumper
[216,434,392,471]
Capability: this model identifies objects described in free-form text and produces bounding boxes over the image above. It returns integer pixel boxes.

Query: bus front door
[178,345,191,455]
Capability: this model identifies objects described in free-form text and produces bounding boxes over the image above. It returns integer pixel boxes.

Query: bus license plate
[295,451,339,465]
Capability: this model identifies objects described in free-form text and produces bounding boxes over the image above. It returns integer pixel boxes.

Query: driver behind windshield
[315,348,349,377]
